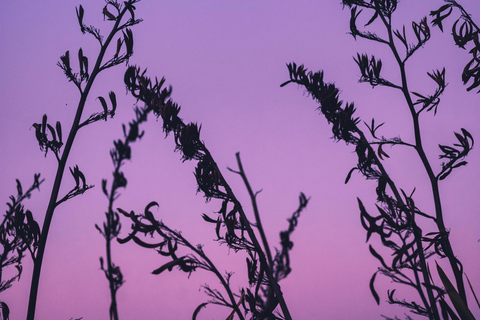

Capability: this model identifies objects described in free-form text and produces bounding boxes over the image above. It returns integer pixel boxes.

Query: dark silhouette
[0,1,142,319]
[117,66,310,319]
[282,0,479,319]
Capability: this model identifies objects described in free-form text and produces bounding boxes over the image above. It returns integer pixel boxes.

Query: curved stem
[26,8,129,320]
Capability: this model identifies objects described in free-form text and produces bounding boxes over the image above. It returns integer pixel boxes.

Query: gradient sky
[1,1,480,319]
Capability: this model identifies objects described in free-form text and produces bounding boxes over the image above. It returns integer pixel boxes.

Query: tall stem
[378,7,465,315]
[26,9,128,320]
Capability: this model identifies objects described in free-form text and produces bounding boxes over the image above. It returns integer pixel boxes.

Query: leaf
[344,167,357,184]
[201,213,217,223]
[451,161,467,169]
[461,128,474,147]
[70,166,80,188]
[97,96,108,120]
[465,273,480,309]
[411,91,427,99]
[439,168,452,180]
[103,6,116,21]
[99,257,104,270]
[78,48,84,75]
[151,259,184,275]
[144,201,159,221]
[77,168,86,188]
[42,114,47,134]
[378,144,390,160]
[369,245,390,270]
[95,224,105,237]
[215,217,222,240]
[76,5,85,33]
[47,124,56,142]
[132,236,161,249]
[430,4,452,32]
[109,91,117,115]
[439,299,460,320]
[101,179,108,197]
[0,302,10,320]
[115,38,122,57]
[123,28,133,56]
[192,302,208,320]
[82,56,88,78]
[387,289,396,303]
[436,262,476,320]
[370,271,380,305]
[15,179,23,197]
[365,11,379,27]
[56,121,62,143]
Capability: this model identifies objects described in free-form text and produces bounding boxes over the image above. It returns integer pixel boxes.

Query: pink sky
[1,1,480,319]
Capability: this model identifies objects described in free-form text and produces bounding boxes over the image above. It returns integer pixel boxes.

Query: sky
[1,0,480,319]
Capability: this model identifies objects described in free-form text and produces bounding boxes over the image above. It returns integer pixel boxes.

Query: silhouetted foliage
[0,175,44,299]
[118,66,309,319]
[430,1,480,93]
[97,72,172,320]
[0,1,142,319]
[4,1,478,319]
[98,105,152,320]
[283,0,478,319]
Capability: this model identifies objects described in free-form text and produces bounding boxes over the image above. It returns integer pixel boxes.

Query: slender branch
[233,152,274,268]
[163,225,245,320]
[378,7,466,309]
[200,147,293,320]
[26,5,134,320]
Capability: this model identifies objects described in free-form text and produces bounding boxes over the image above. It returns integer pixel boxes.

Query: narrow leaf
[0,302,10,320]
[201,213,217,223]
[98,96,108,120]
[102,179,108,197]
[370,272,380,305]
[345,167,357,184]
[369,245,390,270]
[109,91,117,114]
[16,179,22,197]
[152,259,183,275]
[56,121,62,143]
[436,262,476,320]
[465,273,480,309]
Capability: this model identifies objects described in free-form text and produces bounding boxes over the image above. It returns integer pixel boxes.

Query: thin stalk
[234,152,274,268]
[201,147,293,320]
[163,225,245,320]
[377,8,459,317]
[106,242,118,320]
[103,106,152,320]
[358,126,436,319]
[26,8,129,320]
[105,193,119,320]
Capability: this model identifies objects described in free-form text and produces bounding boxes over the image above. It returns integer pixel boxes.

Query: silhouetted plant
[282,0,478,319]
[98,79,172,320]
[430,0,480,93]
[0,174,43,317]
[117,66,309,319]
[0,2,143,319]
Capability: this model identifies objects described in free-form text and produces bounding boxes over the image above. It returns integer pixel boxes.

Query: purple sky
[1,1,480,319]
